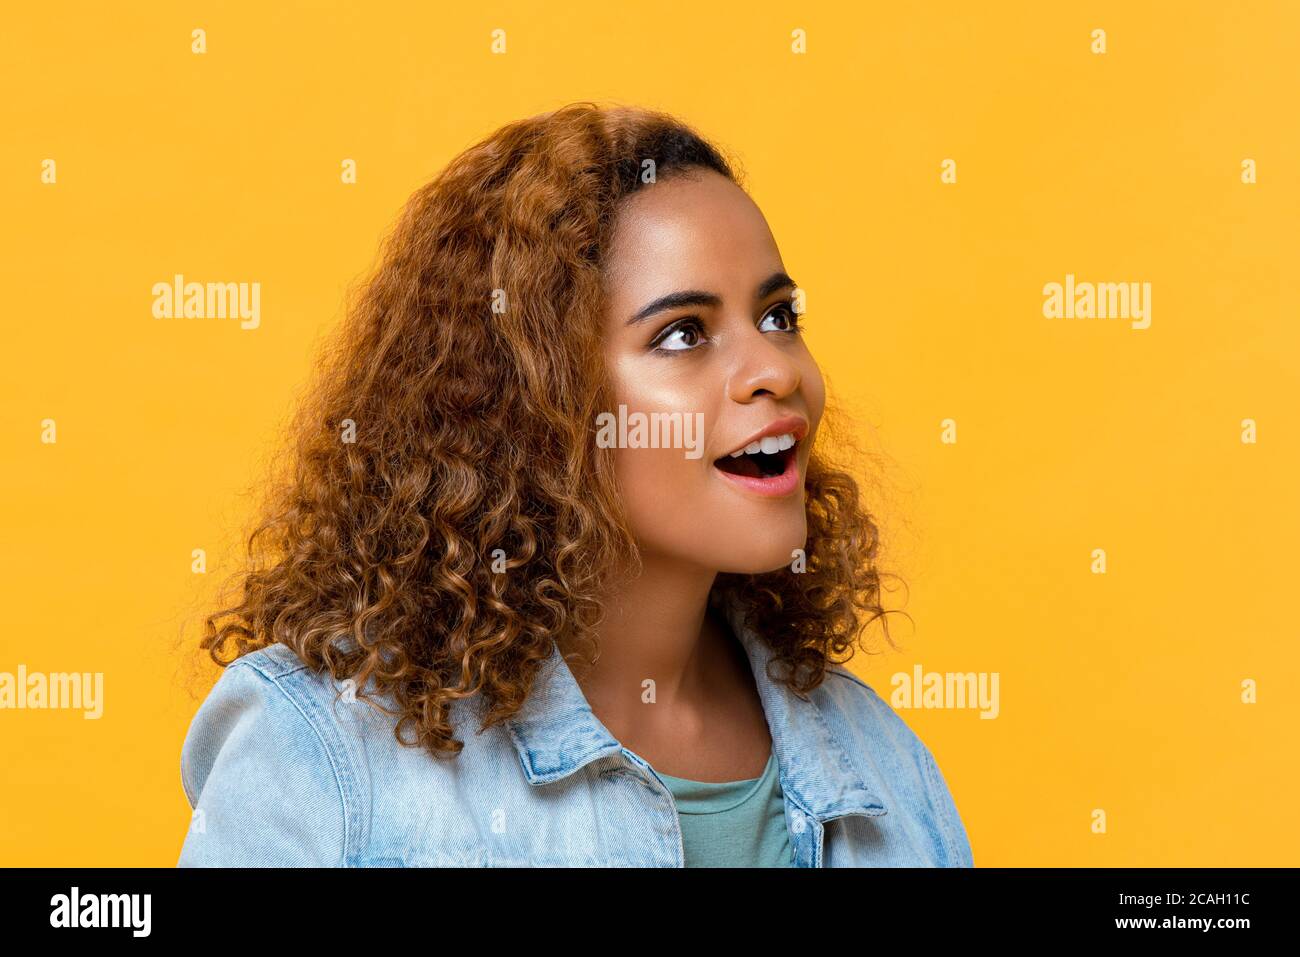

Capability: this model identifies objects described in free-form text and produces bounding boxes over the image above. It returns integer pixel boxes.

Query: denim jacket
[178,590,974,867]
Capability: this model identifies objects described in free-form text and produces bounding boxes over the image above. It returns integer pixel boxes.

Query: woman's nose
[725,329,801,403]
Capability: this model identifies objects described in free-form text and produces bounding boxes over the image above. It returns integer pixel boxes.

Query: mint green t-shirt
[655,752,795,867]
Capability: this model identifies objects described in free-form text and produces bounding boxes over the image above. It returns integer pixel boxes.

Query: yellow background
[2,1,1296,866]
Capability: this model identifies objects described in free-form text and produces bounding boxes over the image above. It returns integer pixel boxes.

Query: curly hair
[199,101,904,758]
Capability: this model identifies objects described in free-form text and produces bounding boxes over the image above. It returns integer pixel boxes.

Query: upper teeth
[730,432,797,457]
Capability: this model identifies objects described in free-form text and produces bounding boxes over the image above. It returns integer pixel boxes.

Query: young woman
[178,102,973,868]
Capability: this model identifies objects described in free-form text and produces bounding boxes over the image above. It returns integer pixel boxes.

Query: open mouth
[712,434,798,480]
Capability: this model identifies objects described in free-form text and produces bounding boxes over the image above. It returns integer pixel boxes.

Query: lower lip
[712,452,802,498]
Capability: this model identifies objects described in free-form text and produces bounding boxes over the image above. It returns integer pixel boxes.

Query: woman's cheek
[612,445,707,549]
[803,356,827,424]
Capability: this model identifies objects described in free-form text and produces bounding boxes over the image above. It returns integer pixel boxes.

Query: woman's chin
[713,533,809,576]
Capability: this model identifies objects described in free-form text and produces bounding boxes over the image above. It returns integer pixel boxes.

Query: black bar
[0,867,1288,941]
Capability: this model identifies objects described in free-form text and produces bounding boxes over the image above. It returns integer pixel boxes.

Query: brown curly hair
[199,100,904,758]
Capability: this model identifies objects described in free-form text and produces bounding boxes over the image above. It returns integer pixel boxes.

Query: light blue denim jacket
[178,590,974,867]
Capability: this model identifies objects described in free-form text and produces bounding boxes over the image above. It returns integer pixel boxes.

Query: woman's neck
[567,554,728,739]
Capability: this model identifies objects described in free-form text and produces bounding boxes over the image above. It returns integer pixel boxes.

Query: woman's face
[600,169,826,575]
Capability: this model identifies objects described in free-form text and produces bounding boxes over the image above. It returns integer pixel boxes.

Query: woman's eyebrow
[627,289,720,325]
[756,271,798,302]
[626,271,798,326]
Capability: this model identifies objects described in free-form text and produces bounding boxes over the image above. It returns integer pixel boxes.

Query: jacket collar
[504,588,888,823]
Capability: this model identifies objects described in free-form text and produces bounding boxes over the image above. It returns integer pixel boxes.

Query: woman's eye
[652,319,706,352]
[758,302,803,334]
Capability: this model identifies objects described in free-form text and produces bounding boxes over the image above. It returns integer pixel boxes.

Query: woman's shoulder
[813,663,975,867]
[177,644,500,866]
[812,664,940,777]
[815,663,955,778]
[178,645,359,866]
[180,644,360,799]
[815,663,918,743]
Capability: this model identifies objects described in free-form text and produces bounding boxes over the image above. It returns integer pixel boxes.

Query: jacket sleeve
[178,659,349,867]
[828,666,976,868]
[917,743,975,867]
